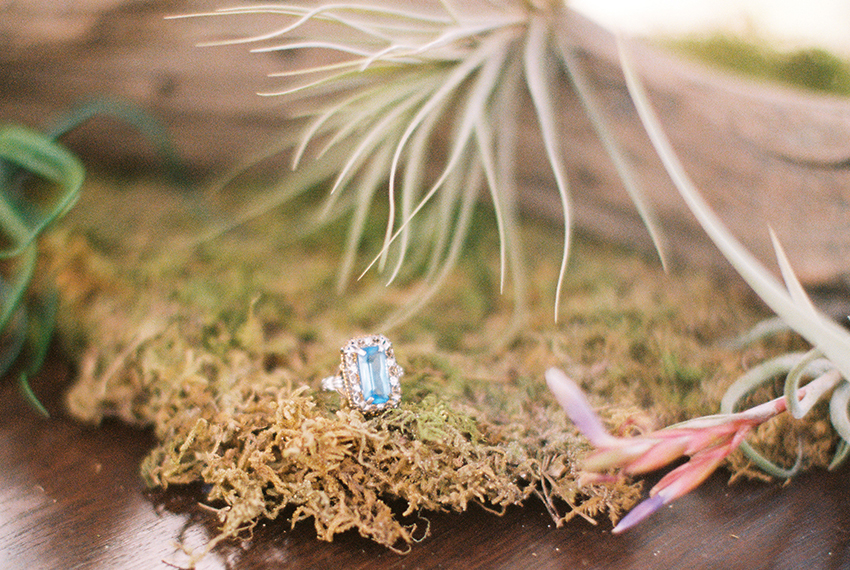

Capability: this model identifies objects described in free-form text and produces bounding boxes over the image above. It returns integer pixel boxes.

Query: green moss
[40,174,807,560]
[666,34,850,96]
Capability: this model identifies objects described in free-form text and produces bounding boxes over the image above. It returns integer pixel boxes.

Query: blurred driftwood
[2,1,850,292]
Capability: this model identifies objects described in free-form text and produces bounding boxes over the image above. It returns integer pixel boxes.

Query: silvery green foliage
[172,1,666,323]
[546,39,850,532]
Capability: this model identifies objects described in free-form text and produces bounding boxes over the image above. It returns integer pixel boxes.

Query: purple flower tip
[545,367,617,447]
[611,494,666,534]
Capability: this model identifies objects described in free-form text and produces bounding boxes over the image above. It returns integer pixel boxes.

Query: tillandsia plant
[0,126,84,415]
[0,100,179,414]
[169,0,668,325]
[544,37,850,531]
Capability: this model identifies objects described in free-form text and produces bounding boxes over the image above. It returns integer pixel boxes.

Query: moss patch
[666,34,850,96]
[38,174,820,560]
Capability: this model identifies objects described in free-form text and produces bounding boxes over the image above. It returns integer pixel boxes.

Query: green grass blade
[45,98,185,184]
[0,245,38,333]
[17,290,58,418]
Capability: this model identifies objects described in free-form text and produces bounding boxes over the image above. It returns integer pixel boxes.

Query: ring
[321,334,403,413]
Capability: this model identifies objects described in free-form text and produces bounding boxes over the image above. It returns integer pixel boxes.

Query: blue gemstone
[357,344,391,405]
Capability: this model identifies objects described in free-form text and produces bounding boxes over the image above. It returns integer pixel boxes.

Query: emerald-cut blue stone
[357,344,391,405]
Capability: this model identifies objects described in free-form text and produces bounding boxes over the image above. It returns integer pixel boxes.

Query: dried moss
[57,285,639,555]
[38,175,824,559]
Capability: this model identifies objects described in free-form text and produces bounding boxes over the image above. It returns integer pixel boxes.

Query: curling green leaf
[16,290,57,418]
[1,101,177,414]
[0,126,85,258]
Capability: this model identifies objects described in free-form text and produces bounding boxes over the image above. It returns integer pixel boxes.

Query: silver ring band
[321,374,344,392]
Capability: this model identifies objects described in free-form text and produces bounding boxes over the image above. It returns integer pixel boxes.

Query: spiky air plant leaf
[619,38,850,381]
[170,1,668,323]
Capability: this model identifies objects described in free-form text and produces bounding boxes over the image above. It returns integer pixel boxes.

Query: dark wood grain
[3,353,849,570]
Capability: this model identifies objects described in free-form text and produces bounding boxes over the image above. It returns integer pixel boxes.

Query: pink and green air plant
[546,366,842,533]
[543,36,850,534]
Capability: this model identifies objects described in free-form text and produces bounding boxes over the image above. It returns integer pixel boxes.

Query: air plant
[169,1,668,324]
[0,125,84,415]
[544,38,850,531]
[0,100,180,414]
[547,362,842,532]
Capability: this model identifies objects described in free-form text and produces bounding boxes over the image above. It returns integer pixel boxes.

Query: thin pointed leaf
[491,52,528,342]
[829,381,850,446]
[556,36,668,269]
[382,155,480,328]
[385,101,440,285]
[829,439,850,470]
[18,371,49,417]
[422,151,466,283]
[0,294,26,379]
[386,37,508,283]
[360,44,494,278]
[524,16,571,321]
[336,145,392,289]
[17,290,57,417]
[769,227,818,317]
[379,36,496,268]
[326,91,424,196]
[292,73,427,169]
[474,117,507,293]
[0,245,37,334]
[251,40,374,57]
[258,65,370,97]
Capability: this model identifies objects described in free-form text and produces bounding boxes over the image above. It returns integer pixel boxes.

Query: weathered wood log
[1,0,291,169]
[2,1,850,294]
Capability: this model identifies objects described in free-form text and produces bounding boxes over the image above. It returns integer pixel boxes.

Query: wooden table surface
[2,355,849,570]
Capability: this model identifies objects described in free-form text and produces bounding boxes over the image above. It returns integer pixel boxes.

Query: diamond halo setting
[322,334,403,413]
